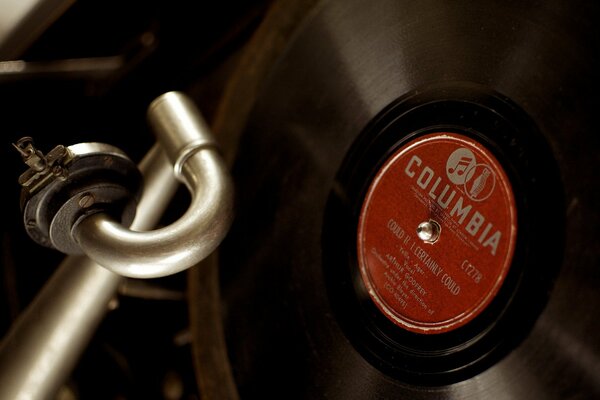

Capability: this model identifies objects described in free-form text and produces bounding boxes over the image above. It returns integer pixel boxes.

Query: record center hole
[417,220,441,244]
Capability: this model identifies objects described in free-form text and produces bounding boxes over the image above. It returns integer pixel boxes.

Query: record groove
[217,0,600,398]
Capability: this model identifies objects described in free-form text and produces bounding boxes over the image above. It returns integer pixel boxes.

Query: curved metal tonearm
[73,91,234,278]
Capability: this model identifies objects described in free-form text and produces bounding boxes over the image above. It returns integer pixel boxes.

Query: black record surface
[219,0,599,398]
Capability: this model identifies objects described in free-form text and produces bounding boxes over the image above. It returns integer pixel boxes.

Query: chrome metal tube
[0,256,121,400]
[73,92,234,279]
[0,145,179,400]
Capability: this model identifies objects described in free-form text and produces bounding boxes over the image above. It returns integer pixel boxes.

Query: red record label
[357,133,517,334]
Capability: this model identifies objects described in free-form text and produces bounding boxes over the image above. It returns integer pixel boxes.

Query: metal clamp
[14,138,142,254]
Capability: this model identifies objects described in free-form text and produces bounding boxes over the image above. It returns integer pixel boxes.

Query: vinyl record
[217,0,600,398]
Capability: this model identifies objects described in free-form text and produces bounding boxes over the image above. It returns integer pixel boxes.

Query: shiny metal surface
[0,256,121,400]
[416,220,440,243]
[0,145,178,400]
[74,92,234,278]
[220,0,599,398]
[148,92,218,180]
